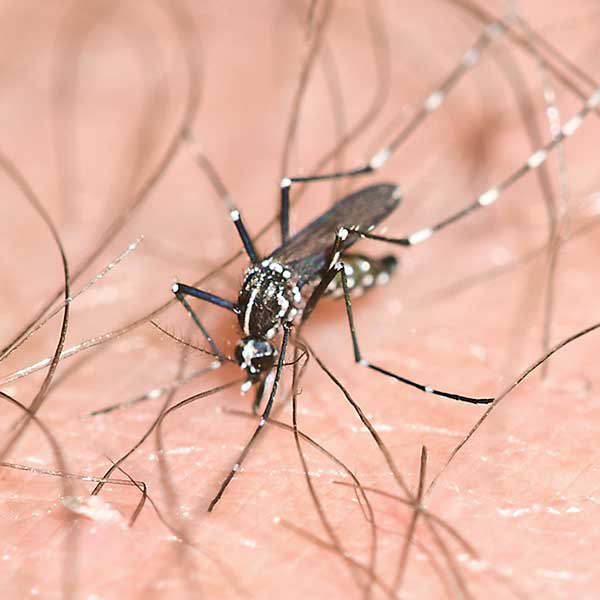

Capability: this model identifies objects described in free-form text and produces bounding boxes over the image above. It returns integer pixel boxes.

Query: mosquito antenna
[150,320,235,363]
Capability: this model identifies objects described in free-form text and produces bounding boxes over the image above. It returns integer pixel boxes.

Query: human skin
[1,1,600,599]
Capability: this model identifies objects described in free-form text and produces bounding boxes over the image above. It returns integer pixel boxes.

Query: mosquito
[174,173,502,510]
[169,13,600,511]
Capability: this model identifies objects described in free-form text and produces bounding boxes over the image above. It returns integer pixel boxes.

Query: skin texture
[1,1,600,598]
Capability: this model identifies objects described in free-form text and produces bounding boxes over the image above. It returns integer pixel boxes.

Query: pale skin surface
[1,1,600,599]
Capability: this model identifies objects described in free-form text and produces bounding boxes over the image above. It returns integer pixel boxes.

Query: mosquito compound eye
[236,338,278,379]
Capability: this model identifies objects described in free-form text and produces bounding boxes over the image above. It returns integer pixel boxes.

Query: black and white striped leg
[279,166,370,244]
[171,282,239,360]
[207,322,292,512]
[229,208,259,263]
[329,236,493,405]
[182,130,259,262]
[277,20,510,245]
[341,85,600,250]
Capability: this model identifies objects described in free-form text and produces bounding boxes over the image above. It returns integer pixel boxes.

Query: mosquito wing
[269,183,400,284]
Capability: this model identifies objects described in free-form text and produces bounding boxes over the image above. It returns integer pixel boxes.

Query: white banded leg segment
[462,45,481,68]
[369,147,391,170]
[478,187,500,206]
[527,149,548,169]
[424,90,445,113]
[364,44,600,249]
[230,207,258,262]
[365,363,494,404]
[328,227,349,269]
[561,115,583,137]
[408,227,433,246]
[585,88,600,110]
[280,177,292,243]
[344,254,493,404]
[312,21,511,181]
[485,21,506,40]
[334,258,492,404]
[171,282,236,358]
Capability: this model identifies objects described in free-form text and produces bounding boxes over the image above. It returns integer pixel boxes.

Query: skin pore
[1,1,600,598]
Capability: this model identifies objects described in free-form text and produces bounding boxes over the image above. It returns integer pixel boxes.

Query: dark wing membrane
[270,183,400,284]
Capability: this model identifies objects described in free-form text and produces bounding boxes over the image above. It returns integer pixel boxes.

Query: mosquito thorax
[237,258,304,340]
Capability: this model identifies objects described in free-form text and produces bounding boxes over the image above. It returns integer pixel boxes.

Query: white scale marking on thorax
[243,286,260,335]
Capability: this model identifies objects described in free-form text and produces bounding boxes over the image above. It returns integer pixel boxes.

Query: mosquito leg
[252,376,268,415]
[182,131,259,262]
[171,282,238,360]
[348,268,491,403]
[190,19,507,250]
[316,229,493,405]
[277,18,509,238]
[300,230,349,325]
[333,84,599,252]
[207,322,292,512]
[280,178,291,243]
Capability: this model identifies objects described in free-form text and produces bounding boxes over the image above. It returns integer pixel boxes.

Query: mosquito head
[235,337,278,384]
